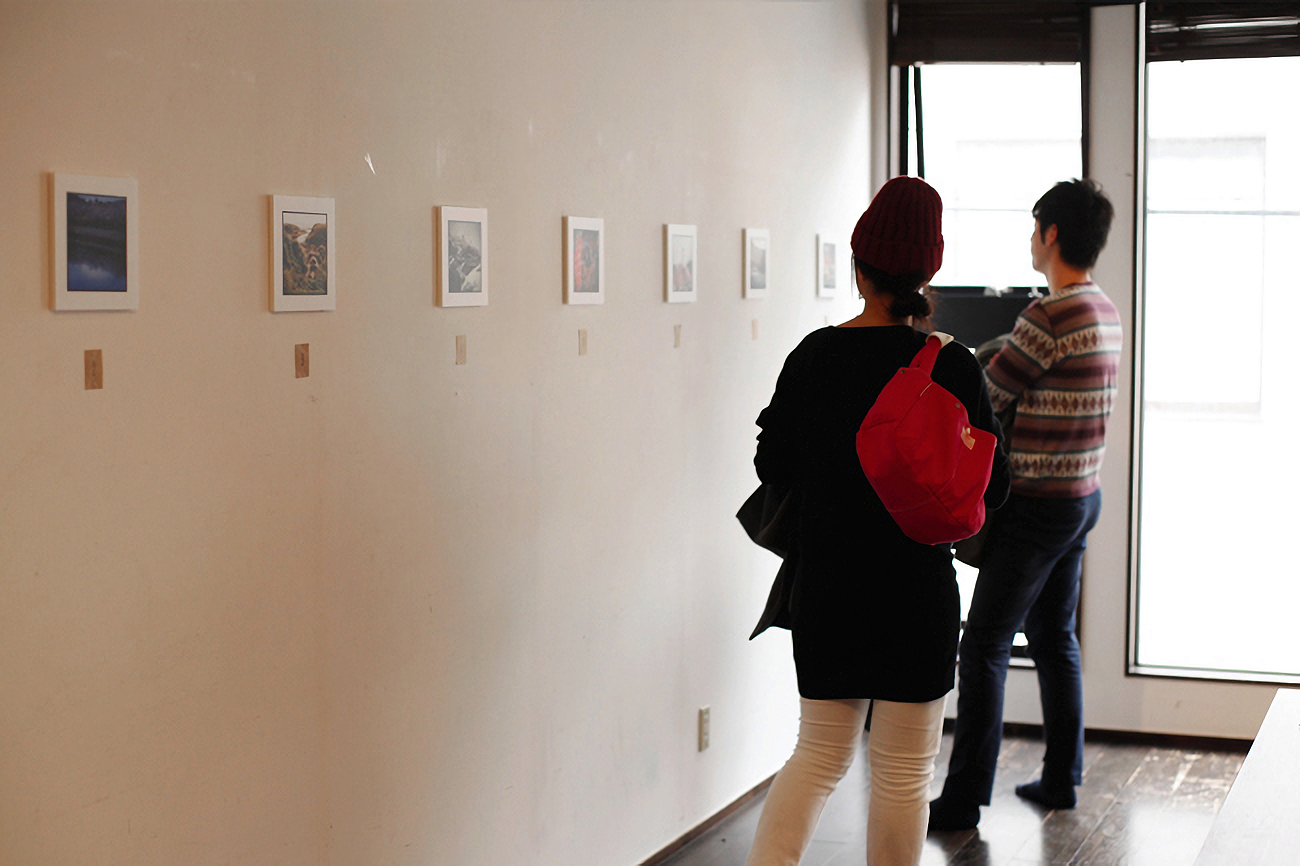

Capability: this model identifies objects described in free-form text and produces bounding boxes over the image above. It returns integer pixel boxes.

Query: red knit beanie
[850,176,944,279]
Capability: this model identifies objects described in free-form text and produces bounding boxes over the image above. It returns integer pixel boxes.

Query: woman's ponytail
[855,259,934,323]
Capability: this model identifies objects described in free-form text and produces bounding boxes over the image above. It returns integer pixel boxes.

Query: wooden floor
[655,729,1247,866]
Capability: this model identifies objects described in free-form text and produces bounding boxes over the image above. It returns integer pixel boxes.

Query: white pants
[745,696,946,866]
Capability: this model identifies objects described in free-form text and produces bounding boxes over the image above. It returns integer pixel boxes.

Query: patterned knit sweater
[984,282,1122,498]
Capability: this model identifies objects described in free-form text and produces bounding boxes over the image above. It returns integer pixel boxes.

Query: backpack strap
[909,331,954,375]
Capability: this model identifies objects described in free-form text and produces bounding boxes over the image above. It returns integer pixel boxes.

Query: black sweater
[755,325,1010,702]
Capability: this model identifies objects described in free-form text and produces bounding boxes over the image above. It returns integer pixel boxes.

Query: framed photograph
[665,224,697,304]
[743,227,769,299]
[563,216,604,305]
[437,206,488,307]
[52,173,139,311]
[270,195,336,312]
[816,234,839,299]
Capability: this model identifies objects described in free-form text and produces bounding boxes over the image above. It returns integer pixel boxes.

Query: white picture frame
[743,227,769,299]
[270,195,336,312]
[816,234,839,299]
[437,206,488,307]
[563,215,605,305]
[665,223,697,303]
[52,173,139,311]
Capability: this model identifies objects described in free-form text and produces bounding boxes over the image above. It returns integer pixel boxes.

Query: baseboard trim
[639,774,775,866]
[997,720,1253,753]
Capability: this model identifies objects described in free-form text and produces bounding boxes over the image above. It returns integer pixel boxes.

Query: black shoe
[928,795,980,831]
[1015,779,1076,809]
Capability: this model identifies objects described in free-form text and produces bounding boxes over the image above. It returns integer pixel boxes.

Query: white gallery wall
[0,2,875,864]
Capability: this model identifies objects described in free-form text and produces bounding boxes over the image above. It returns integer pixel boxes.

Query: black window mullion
[898,66,911,177]
[913,66,925,180]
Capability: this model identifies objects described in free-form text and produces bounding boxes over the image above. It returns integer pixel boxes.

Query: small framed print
[743,227,769,299]
[563,216,605,305]
[665,224,698,303]
[437,206,488,307]
[816,234,839,299]
[271,195,335,312]
[52,173,139,311]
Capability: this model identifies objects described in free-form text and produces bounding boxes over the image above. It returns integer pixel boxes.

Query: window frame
[886,2,1094,667]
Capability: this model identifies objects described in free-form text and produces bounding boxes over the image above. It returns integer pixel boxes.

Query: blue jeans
[939,490,1102,805]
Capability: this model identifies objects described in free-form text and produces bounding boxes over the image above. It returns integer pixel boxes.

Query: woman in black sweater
[746,177,1009,866]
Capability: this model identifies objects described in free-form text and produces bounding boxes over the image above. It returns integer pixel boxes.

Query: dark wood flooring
[654,729,1247,866]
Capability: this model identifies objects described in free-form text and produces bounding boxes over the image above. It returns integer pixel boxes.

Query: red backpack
[856,333,996,545]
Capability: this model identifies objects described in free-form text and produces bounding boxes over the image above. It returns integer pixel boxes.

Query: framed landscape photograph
[743,227,769,299]
[563,215,604,305]
[664,224,697,303]
[270,195,336,312]
[817,234,838,299]
[437,206,488,307]
[52,173,139,311]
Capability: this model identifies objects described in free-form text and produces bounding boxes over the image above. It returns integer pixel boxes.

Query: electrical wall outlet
[698,706,710,752]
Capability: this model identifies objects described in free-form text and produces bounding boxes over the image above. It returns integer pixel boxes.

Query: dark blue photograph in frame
[53,173,138,311]
[66,192,128,293]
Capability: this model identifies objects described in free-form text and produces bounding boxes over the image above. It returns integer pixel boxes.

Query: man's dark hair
[1032,179,1114,270]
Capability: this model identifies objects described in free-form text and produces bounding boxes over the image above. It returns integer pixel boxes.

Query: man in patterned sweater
[930,179,1122,831]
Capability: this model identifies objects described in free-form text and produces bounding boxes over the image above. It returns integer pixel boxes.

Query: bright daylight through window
[1135,56,1300,680]
[916,64,1082,290]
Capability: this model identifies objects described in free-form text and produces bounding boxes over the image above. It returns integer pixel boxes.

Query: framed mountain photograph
[271,195,336,312]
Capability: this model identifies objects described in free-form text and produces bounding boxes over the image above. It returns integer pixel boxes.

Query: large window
[889,2,1089,658]
[1134,55,1300,681]
[897,61,1083,657]
[889,0,1086,293]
